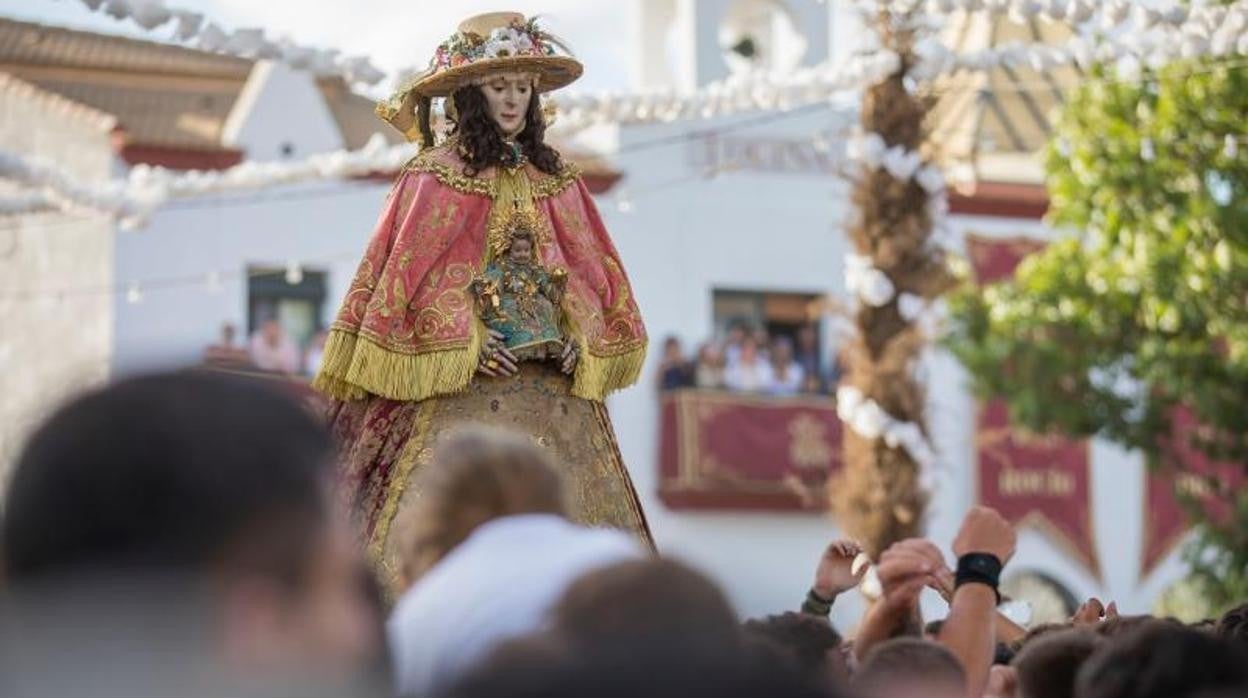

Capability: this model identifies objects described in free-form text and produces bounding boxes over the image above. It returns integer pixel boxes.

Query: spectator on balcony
[751,326,772,362]
[795,325,822,380]
[203,322,251,367]
[658,336,694,391]
[723,320,749,366]
[249,318,300,375]
[694,341,727,390]
[767,336,805,397]
[724,336,773,393]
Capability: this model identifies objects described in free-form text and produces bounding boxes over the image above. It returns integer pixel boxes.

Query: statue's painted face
[480,72,532,137]
[509,236,533,264]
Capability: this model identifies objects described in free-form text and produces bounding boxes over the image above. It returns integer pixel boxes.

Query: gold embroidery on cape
[403,140,580,201]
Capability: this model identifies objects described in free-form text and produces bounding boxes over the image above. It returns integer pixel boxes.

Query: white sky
[0,0,635,95]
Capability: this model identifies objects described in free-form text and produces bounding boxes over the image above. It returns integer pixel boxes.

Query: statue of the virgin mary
[314,12,651,585]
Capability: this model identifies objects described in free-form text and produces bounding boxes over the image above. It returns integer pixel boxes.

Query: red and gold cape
[313,141,647,404]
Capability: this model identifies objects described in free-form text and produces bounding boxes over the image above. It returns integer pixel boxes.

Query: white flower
[916,165,945,194]
[484,39,520,59]
[845,253,896,307]
[882,146,922,181]
[847,132,887,169]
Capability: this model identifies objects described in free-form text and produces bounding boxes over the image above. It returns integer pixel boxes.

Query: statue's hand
[560,340,578,376]
[478,329,519,377]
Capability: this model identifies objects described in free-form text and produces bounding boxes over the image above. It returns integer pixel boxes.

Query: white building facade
[0,3,1196,627]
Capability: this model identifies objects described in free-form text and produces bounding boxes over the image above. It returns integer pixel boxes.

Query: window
[712,288,822,345]
[247,266,327,358]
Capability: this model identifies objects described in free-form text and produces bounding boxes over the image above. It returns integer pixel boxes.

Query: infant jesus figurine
[472,223,577,374]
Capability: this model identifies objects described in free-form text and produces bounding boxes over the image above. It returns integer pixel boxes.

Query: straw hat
[377,12,583,144]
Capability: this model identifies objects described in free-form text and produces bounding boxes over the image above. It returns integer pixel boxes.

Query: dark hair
[1217,603,1248,646]
[1014,630,1101,698]
[550,558,740,649]
[2,371,333,589]
[449,84,561,177]
[449,633,844,698]
[394,426,567,583]
[853,638,966,694]
[743,612,843,680]
[1074,621,1248,698]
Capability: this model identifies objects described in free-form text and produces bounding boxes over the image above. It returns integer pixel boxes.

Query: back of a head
[396,425,568,581]
[743,612,844,681]
[1075,620,1248,698]
[1217,603,1248,647]
[3,371,333,587]
[853,637,967,698]
[1014,629,1101,698]
[549,558,739,650]
[449,633,844,698]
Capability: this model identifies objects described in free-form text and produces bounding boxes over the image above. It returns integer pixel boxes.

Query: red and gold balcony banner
[658,390,843,511]
[966,235,1099,578]
[1142,405,1246,576]
[977,400,1099,577]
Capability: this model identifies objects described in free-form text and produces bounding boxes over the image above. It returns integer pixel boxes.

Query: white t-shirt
[387,514,643,696]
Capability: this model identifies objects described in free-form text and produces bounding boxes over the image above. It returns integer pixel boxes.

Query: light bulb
[285,260,304,285]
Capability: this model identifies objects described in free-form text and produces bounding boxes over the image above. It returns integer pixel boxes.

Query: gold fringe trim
[312,325,484,402]
[570,344,647,402]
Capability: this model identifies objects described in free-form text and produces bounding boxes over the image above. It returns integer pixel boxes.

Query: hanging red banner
[966,235,1100,578]
[1141,405,1246,576]
[658,390,843,511]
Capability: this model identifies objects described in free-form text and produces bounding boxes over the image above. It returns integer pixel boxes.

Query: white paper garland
[1,134,417,228]
[72,0,386,85]
[837,384,938,469]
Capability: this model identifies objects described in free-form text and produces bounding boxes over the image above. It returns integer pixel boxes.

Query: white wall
[113,179,391,377]
[599,116,1190,623]
[0,88,115,485]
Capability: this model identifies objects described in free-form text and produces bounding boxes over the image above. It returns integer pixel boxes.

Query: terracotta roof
[0,71,117,131]
[0,17,616,187]
[927,13,1082,184]
[0,17,397,159]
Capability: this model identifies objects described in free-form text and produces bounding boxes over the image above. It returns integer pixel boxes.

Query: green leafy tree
[945,56,1248,613]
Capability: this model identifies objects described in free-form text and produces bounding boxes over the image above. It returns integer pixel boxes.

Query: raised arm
[937,506,1017,698]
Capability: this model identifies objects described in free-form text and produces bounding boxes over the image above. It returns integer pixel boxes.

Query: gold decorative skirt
[327,362,652,585]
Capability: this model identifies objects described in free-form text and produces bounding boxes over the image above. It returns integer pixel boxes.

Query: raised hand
[1072,598,1119,625]
[876,538,947,614]
[478,329,519,377]
[813,539,867,598]
[952,506,1016,564]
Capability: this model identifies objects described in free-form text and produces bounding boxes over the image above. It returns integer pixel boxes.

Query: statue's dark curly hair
[449,86,562,177]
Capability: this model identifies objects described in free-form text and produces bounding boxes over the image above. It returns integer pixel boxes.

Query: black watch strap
[955,552,1002,604]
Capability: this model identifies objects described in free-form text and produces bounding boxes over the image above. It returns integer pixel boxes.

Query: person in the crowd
[447,632,844,698]
[203,321,251,366]
[249,318,300,374]
[548,557,740,651]
[724,336,774,392]
[304,329,329,377]
[751,325,773,362]
[386,426,643,697]
[1011,629,1101,698]
[1073,621,1248,698]
[795,324,822,380]
[1216,602,1247,647]
[799,539,865,618]
[768,336,805,396]
[852,638,967,698]
[694,341,728,390]
[0,372,384,698]
[657,335,694,391]
[743,612,847,685]
[723,320,749,366]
